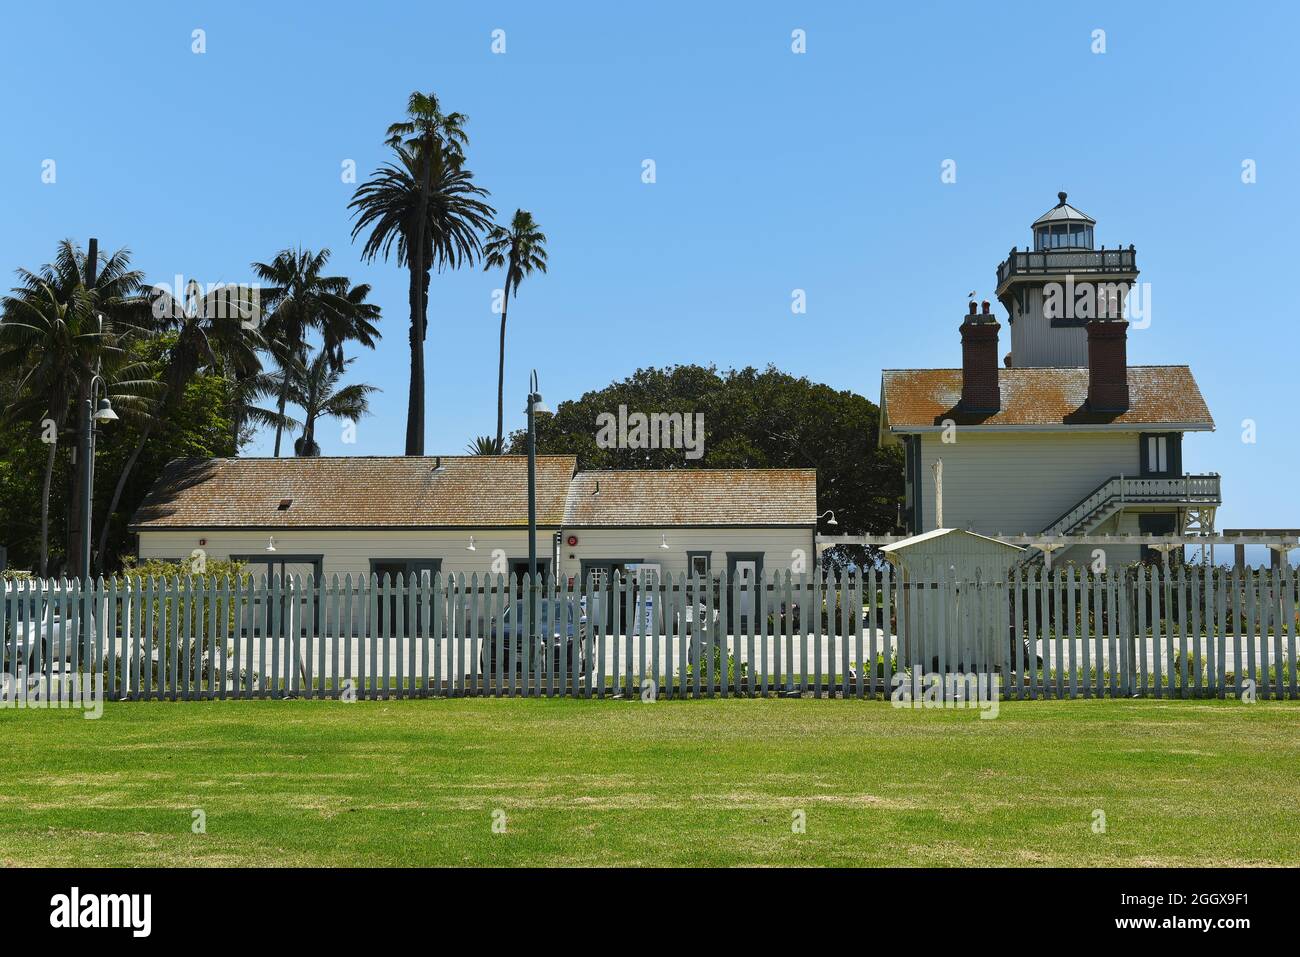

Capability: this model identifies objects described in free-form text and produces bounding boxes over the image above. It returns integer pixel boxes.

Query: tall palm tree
[287,351,378,457]
[0,240,153,575]
[483,210,548,451]
[350,92,493,455]
[252,248,368,455]
[93,280,264,571]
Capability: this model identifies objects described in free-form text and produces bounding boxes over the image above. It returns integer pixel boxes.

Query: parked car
[479,597,587,677]
[1,592,96,672]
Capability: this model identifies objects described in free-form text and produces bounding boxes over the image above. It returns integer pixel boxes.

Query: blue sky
[2,1,1297,535]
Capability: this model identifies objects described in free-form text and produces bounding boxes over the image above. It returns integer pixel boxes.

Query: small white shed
[883,528,1024,583]
[883,529,1025,671]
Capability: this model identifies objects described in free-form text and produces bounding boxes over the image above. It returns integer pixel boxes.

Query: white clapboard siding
[136,526,813,585]
[917,430,1140,538]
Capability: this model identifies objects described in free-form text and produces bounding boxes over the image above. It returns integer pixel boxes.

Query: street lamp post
[79,376,118,581]
[525,370,551,637]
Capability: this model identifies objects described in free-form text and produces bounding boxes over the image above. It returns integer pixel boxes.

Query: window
[1140,432,1181,477]
[369,558,441,583]
[687,551,711,579]
[1147,435,1168,473]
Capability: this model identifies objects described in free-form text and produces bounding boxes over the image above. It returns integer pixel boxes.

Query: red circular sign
[567,535,579,547]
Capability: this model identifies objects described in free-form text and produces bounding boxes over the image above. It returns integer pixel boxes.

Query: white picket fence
[1,565,1296,701]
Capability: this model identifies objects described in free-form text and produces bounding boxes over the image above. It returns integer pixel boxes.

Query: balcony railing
[1042,474,1222,537]
[996,246,1137,288]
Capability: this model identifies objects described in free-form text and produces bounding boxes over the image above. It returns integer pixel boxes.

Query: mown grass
[0,697,1296,867]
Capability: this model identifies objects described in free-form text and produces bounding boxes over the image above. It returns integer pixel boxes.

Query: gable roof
[879,365,1214,442]
[563,469,817,527]
[130,455,578,530]
[882,528,1023,554]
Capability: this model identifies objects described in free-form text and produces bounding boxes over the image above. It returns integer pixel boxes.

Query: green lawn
[1,697,1297,867]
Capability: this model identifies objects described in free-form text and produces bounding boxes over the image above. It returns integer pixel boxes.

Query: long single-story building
[130,456,818,602]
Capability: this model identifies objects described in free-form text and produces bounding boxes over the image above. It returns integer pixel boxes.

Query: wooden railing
[997,246,1137,287]
[1043,474,1222,537]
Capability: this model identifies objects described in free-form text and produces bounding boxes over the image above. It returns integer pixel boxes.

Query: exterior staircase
[1018,474,1221,565]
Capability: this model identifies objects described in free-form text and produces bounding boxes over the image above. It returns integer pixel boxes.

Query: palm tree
[252,248,369,456]
[0,240,154,575]
[322,281,382,373]
[287,351,378,457]
[228,367,297,450]
[465,435,503,455]
[93,280,264,570]
[483,210,548,451]
[0,250,156,574]
[350,92,493,455]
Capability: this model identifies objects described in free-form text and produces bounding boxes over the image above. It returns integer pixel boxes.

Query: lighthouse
[994,192,1139,368]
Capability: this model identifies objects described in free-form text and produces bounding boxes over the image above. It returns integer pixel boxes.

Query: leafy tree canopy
[507,364,903,546]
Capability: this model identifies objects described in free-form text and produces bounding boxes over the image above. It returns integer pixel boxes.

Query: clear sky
[3,1,1297,537]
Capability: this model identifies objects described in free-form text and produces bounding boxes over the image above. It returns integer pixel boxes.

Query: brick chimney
[960,299,1000,413]
[1086,318,1130,411]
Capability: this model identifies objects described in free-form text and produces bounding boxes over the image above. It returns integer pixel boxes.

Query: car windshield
[501,600,577,624]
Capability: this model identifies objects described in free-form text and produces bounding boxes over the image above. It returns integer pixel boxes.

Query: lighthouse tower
[994,193,1139,368]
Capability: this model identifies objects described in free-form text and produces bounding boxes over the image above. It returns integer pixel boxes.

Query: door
[580,561,636,632]
[1138,513,1179,565]
[370,560,441,635]
[509,559,552,597]
[233,555,323,636]
[734,561,757,621]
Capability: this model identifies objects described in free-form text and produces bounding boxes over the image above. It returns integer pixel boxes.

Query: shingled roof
[131,458,818,530]
[130,455,578,529]
[564,469,816,527]
[879,365,1214,443]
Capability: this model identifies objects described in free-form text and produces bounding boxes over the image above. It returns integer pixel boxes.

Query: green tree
[349,92,494,455]
[483,209,548,452]
[507,364,904,562]
[91,336,242,569]
[94,280,263,571]
[0,241,155,575]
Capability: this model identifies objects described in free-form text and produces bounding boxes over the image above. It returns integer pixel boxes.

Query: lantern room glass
[1034,223,1093,251]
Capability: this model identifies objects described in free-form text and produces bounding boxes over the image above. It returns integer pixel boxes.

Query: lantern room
[1032,192,1095,250]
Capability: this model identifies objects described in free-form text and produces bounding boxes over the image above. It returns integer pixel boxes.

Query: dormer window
[278,498,293,510]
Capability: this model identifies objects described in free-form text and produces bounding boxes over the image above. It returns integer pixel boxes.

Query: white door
[734,561,757,620]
